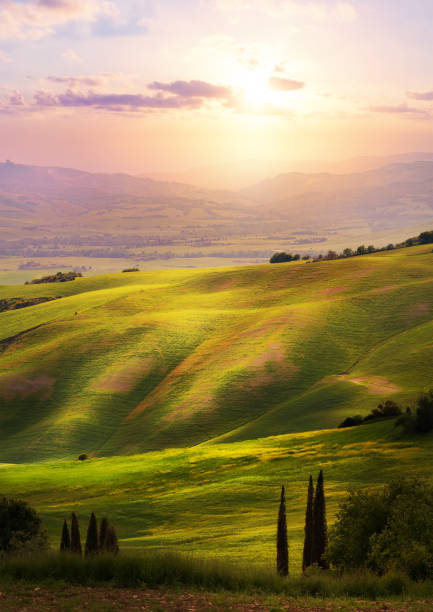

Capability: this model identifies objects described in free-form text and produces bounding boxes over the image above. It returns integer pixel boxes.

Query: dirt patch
[0,373,55,400]
[92,358,154,394]
[250,342,286,367]
[317,286,346,296]
[406,303,430,319]
[371,284,398,294]
[336,375,402,395]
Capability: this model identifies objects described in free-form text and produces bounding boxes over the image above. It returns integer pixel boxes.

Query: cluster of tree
[0,497,48,555]
[0,297,54,313]
[269,228,433,264]
[60,512,119,556]
[276,470,328,576]
[270,252,302,263]
[338,400,402,428]
[122,268,139,273]
[396,390,433,434]
[338,392,433,434]
[327,479,433,580]
[25,271,82,284]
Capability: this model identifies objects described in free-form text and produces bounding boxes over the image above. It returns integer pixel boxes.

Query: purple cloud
[33,89,203,110]
[148,80,231,99]
[268,76,304,91]
[407,90,433,101]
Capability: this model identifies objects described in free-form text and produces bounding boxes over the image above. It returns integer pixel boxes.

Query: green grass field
[1,245,433,461]
[1,420,433,572]
[1,245,433,574]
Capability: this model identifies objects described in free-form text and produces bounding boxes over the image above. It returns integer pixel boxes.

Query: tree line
[338,391,433,434]
[269,228,433,264]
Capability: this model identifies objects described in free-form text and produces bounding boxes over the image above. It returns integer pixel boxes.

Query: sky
[0,0,433,173]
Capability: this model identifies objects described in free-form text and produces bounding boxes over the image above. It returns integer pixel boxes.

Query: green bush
[327,479,433,579]
[0,498,48,556]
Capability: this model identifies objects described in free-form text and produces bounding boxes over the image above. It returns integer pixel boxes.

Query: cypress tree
[312,470,329,569]
[302,475,314,572]
[85,512,99,556]
[70,512,82,556]
[276,485,289,576]
[99,517,109,551]
[105,525,119,555]
[60,519,71,552]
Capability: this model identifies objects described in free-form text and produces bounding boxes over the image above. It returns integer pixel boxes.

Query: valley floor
[0,584,431,612]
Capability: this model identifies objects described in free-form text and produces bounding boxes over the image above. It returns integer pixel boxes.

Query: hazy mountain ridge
[1,159,433,260]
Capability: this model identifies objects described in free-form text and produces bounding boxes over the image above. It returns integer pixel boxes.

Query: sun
[237,69,286,112]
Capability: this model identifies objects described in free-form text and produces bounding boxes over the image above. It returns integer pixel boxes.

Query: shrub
[327,479,433,579]
[78,453,88,461]
[396,390,433,434]
[0,497,48,556]
[338,415,364,428]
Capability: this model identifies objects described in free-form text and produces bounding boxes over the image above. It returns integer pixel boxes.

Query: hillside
[1,245,433,462]
[1,420,433,568]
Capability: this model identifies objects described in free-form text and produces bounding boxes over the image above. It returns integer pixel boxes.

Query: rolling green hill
[1,245,433,462]
[1,420,433,569]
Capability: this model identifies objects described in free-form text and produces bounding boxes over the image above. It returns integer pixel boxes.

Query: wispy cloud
[369,103,431,118]
[268,76,304,91]
[0,0,117,40]
[214,0,358,22]
[61,48,82,63]
[407,90,433,101]
[45,75,102,87]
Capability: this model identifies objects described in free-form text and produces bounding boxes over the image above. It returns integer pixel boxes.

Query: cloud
[46,75,101,86]
[0,0,116,40]
[268,76,304,91]
[214,0,358,22]
[148,80,231,99]
[369,103,431,118]
[61,48,82,62]
[0,49,12,62]
[407,90,433,101]
[92,14,147,37]
[32,89,204,110]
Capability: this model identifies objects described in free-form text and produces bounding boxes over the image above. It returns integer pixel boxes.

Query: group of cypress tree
[60,512,119,556]
[276,470,328,576]
[302,470,328,571]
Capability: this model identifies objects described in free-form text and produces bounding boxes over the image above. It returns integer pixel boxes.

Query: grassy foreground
[1,244,433,461]
[2,420,433,569]
[1,550,433,598]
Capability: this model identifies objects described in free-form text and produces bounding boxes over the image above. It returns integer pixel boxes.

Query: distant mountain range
[143,152,433,190]
[1,157,433,258]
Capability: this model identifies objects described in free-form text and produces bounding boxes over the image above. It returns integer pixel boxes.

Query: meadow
[1,419,433,572]
[1,244,433,462]
[1,244,433,580]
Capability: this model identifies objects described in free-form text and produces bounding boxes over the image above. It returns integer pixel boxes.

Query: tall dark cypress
[312,470,329,569]
[99,517,109,551]
[302,475,314,572]
[60,519,71,552]
[85,512,99,556]
[276,485,289,576]
[70,512,82,556]
[105,525,119,555]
